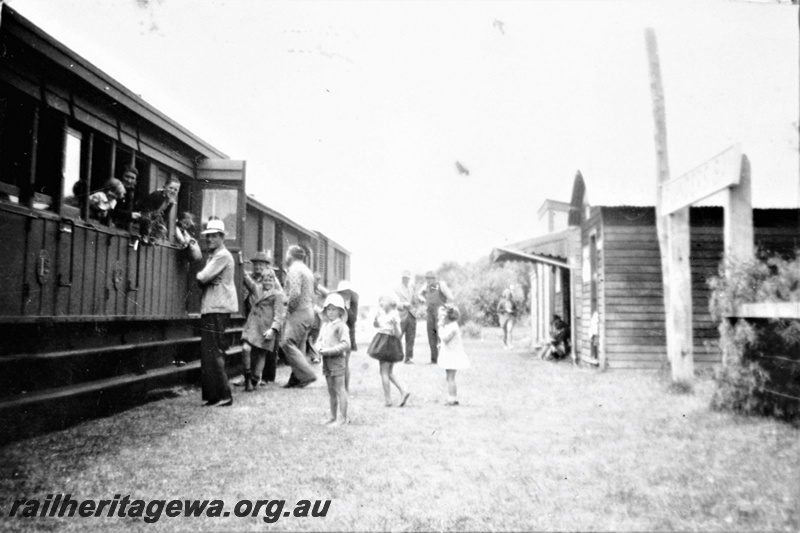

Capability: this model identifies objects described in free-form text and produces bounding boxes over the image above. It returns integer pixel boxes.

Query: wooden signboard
[661,144,742,215]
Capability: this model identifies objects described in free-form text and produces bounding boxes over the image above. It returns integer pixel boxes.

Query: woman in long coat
[241,252,285,390]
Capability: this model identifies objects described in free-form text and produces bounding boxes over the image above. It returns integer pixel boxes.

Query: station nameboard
[661,144,742,215]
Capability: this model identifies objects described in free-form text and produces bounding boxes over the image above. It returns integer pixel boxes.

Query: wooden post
[724,155,754,271]
[665,210,694,383]
[530,268,537,349]
[646,28,694,385]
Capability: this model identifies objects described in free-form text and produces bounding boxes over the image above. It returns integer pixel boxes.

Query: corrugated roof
[490,247,570,269]
[503,229,569,260]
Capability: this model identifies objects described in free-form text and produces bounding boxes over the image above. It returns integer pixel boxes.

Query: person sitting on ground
[138,176,181,242]
[539,314,571,360]
[88,178,126,223]
[240,251,285,391]
[316,292,351,427]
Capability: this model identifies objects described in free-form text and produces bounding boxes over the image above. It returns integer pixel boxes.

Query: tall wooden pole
[645,29,694,385]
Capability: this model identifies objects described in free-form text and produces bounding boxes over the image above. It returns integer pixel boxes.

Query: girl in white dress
[437,304,469,406]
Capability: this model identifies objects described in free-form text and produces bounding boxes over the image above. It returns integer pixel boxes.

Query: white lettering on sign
[661,144,742,214]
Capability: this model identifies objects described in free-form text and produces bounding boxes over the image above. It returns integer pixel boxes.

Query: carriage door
[190,159,247,316]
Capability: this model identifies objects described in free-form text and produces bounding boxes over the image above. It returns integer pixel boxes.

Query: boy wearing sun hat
[317,292,351,427]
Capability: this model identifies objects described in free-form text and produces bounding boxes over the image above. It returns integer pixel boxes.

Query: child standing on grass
[317,293,351,427]
[437,304,469,406]
[367,295,410,407]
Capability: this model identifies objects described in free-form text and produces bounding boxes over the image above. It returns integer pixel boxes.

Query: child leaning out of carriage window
[174,211,202,261]
[88,178,126,222]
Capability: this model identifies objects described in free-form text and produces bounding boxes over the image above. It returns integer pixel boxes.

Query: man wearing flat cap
[417,271,453,364]
[394,270,418,364]
[196,218,238,407]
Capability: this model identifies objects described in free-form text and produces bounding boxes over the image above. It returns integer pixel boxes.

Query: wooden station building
[493,172,798,369]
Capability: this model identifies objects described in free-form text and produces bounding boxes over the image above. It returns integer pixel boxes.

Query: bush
[461,320,483,339]
[433,257,530,326]
[708,252,800,422]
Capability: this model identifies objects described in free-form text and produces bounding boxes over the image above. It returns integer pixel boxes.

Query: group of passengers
[66,164,188,244]
[193,217,358,408]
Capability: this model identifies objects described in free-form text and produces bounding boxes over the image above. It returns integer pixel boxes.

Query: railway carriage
[0,5,350,442]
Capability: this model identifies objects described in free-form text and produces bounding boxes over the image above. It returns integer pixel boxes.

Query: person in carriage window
[111,165,141,228]
[138,176,181,243]
[87,178,126,223]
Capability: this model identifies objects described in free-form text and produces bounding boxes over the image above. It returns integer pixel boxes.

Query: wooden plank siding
[567,226,582,356]
[0,207,192,322]
[578,207,604,360]
[595,207,798,369]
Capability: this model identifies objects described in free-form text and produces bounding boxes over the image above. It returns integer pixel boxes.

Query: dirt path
[1,330,798,531]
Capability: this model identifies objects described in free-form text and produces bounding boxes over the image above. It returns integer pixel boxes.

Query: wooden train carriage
[315,231,351,291]
[0,5,250,439]
[244,195,316,274]
[242,197,350,292]
[0,5,353,443]
[578,206,798,370]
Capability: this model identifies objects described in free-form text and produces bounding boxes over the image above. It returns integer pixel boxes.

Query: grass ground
[1,327,798,532]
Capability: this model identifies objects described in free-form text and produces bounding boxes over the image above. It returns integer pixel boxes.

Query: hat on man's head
[121,164,139,177]
[336,280,352,292]
[425,271,436,279]
[201,218,226,235]
[402,270,411,278]
[248,250,273,264]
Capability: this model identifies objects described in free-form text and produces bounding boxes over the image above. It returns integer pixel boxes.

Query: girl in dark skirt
[367,294,410,407]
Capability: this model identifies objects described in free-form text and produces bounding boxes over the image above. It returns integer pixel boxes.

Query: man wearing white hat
[280,245,317,388]
[394,270,417,364]
[196,218,238,407]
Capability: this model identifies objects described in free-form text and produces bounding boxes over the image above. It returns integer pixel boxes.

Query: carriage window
[61,128,82,209]
[32,110,67,210]
[201,188,238,240]
[0,89,34,203]
[90,136,112,193]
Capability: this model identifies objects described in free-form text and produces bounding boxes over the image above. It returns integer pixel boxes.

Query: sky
[8,0,799,303]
